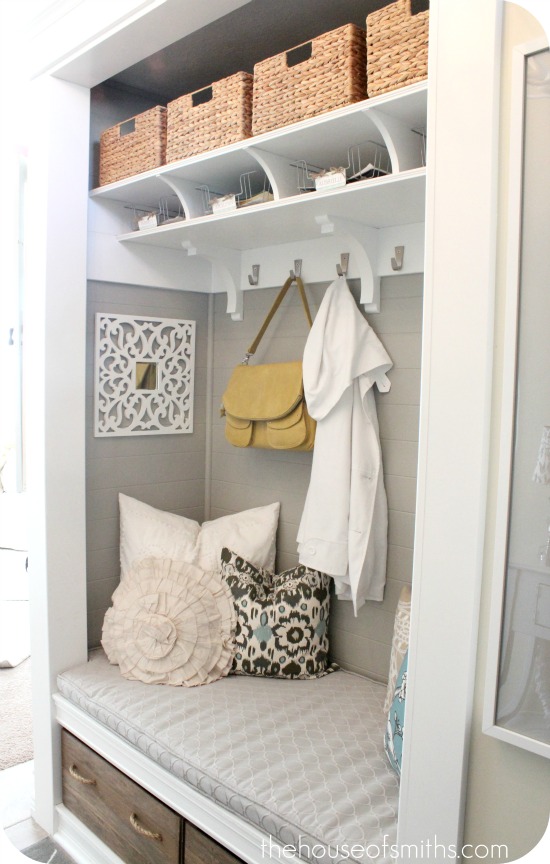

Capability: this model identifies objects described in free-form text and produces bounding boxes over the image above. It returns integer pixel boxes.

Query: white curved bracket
[315,214,380,312]
[368,108,425,173]
[182,241,243,320]
[158,175,205,219]
[246,145,300,200]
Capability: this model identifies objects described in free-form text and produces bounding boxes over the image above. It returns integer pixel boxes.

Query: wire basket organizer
[295,140,391,194]
[252,23,367,137]
[199,172,273,215]
[166,72,254,163]
[129,196,185,231]
[99,106,167,186]
[366,0,429,98]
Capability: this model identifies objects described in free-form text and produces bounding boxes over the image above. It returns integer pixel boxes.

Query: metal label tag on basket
[211,194,237,213]
[315,169,347,191]
[138,213,159,230]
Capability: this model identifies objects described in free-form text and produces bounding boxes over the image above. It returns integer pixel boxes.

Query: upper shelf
[90,81,427,216]
[88,81,428,318]
[115,169,426,252]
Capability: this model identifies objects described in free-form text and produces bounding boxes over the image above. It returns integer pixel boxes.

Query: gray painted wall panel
[378,404,420,441]
[84,273,422,677]
[85,281,209,647]
[210,274,423,681]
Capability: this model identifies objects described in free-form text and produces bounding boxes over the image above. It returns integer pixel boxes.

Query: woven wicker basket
[252,24,367,137]
[99,106,167,186]
[366,0,429,97]
[166,72,253,162]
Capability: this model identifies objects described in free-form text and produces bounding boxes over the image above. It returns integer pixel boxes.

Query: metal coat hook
[391,246,404,271]
[248,264,260,286]
[336,253,350,277]
[290,259,302,281]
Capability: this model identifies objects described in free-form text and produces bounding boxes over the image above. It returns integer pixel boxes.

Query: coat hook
[336,252,350,277]
[290,259,302,281]
[391,246,404,271]
[248,264,260,286]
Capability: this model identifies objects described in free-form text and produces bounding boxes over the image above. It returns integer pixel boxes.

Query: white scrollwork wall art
[94,313,196,436]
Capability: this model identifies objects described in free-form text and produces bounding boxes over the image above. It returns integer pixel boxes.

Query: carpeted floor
[22,837,76,864]
[0,657,33,770]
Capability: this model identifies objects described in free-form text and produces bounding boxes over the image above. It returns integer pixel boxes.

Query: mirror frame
[483,33,550,759]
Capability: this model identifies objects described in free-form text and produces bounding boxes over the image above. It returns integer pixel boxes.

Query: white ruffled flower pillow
[102,557,235,687]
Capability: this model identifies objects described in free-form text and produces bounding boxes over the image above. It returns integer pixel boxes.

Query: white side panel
[397,0,501,852]
[24,75,90,833]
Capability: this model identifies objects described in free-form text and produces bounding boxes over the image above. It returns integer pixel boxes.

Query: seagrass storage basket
[166,72,253,162]
[252,23,367,137]
[99,106,167,186]
[366,0,429,97]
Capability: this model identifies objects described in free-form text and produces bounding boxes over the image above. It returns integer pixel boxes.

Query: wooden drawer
[185,822,244,864]
[61,730,183,864]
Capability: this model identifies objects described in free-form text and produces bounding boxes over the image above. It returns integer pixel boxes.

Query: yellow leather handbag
[221,276,316,451]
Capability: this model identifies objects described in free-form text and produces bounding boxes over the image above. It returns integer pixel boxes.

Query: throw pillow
[102,557,235,686]
[384,584,411,715]
[220,547,331,679]
[119,494,279,578]
[384,650,408,776]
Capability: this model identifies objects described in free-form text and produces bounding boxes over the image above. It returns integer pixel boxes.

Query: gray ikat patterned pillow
[220,547,331,679]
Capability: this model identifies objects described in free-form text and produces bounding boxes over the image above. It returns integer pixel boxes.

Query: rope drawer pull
[69,764,96,786]
[130,812,163,842]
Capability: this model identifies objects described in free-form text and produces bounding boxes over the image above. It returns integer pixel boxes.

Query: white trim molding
[483,35,550,761]
[398,0,502,853]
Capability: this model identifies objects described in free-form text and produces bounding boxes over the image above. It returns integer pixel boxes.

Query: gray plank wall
[210,274,422,682]
[85,274,422,681]
[85,281,209,646]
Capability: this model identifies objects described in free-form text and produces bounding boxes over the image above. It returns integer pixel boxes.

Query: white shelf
[88,82,428,317]
[117,169,426,251]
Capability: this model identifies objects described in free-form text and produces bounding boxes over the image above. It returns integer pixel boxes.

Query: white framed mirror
[484,34,550,758]
[94,313,196,437]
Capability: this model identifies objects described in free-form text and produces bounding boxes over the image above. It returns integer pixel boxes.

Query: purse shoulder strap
[244,276,313,361]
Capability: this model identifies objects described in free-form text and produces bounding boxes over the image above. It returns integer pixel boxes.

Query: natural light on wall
[0,2,50,494]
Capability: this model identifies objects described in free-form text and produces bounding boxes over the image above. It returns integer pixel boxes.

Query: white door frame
[483,33,550,762]
[397,0,502,849]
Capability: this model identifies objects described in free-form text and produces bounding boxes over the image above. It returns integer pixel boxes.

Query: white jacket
[297,276,393,613]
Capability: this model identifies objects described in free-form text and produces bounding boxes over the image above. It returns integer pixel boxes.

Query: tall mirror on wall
[485,39,550,757]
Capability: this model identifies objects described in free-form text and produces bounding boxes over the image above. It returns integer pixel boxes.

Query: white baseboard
[54,805,125,864]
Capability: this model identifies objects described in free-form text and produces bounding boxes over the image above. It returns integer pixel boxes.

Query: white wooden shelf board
[90,82,427,209]
[117,169,426,252]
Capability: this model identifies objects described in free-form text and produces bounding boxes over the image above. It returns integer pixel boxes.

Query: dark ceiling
[102,0,391,103]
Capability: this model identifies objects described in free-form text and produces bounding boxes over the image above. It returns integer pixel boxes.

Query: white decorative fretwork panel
[94,314,196,436]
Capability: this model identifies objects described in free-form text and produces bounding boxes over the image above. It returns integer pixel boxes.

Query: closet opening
[21,1,436,861]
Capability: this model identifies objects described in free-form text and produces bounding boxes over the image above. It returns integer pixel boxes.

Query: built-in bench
[54,648,398,864]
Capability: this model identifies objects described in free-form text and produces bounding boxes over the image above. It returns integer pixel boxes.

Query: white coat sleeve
[298,276,393,609]
[303,276,392,419]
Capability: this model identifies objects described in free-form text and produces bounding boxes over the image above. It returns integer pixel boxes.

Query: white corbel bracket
[245,146,300,200]
[315,214,380,312]
[367,108,425,173]
[157,175,205,220]
[182,241,243,320]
